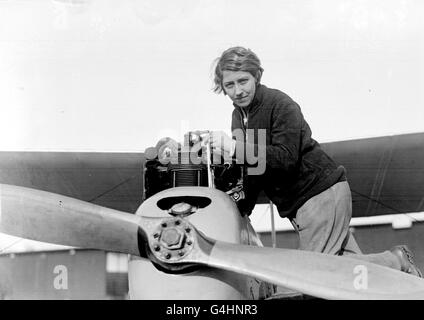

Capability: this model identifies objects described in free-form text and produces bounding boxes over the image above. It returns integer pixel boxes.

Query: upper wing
[323,132,424,217]
[0,132,423,217]
[0,151,145,214]
[257,132,424,217]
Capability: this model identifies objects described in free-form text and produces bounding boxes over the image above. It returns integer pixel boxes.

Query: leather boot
[390,245,423,278]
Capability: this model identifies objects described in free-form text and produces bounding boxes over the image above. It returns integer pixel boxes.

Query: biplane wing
[0,152,145,214]
[321,132,424,217]
[0,132,422,217]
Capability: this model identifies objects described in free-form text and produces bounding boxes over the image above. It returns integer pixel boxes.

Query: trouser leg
[291,181,358,255]
[291,181,401,270]
[344,250,401,270]
[341,230,401,269]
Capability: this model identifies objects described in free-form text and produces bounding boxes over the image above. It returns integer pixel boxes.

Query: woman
[208,46,421,277]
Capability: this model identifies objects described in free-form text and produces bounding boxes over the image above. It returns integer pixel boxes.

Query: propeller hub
[160,228,184,249]
[150,218,195,263]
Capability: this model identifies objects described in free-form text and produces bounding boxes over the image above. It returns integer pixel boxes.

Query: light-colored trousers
[290,181,401,270]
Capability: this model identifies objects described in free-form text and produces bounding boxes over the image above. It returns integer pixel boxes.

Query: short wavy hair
[212,46,264,94]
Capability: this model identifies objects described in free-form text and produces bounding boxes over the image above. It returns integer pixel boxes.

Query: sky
[0,0,423,153]
[0,0,423,252]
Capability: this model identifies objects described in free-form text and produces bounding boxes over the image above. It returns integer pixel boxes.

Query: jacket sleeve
[234,101,303,172]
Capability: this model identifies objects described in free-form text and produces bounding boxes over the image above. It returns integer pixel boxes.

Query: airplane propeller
[1,183,424,300]
[0,184,145,257]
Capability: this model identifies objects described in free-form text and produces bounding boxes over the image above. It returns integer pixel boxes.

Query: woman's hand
[209,131,236,158]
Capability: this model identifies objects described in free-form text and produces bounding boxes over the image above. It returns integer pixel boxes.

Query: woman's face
[222,70,256,107]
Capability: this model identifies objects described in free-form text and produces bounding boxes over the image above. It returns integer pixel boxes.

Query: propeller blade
[151,223,424,300]
[0,184,145,256]
[206,241,424,299]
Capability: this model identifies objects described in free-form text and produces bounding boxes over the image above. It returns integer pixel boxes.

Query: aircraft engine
[128,131,273,299]
[143,130,246,204]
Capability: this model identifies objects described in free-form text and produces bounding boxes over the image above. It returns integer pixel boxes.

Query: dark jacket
[231,84,346,218]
